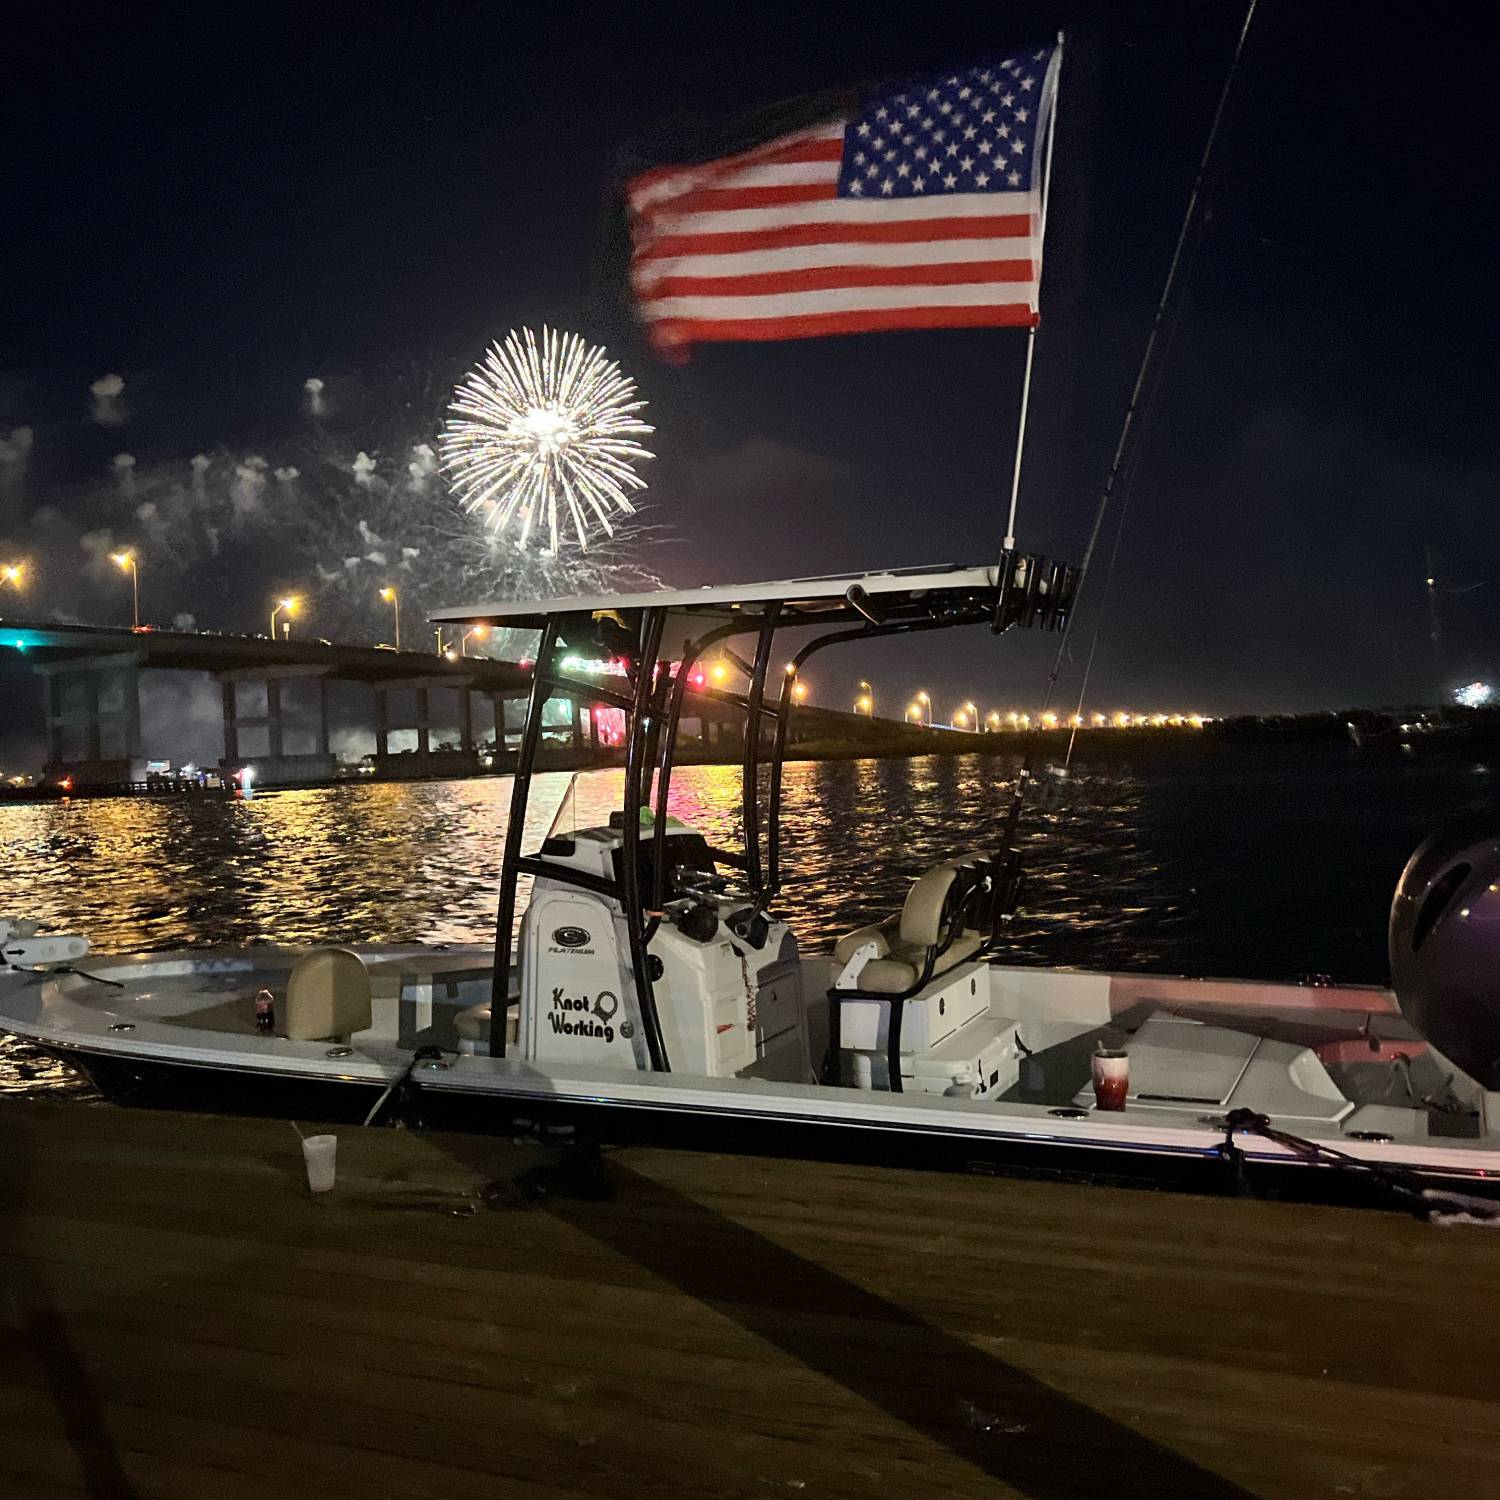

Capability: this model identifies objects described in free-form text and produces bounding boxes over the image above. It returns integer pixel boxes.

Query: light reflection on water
[3,749,1491,1097]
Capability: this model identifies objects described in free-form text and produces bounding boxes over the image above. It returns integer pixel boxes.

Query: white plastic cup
[302,1134,338,1193]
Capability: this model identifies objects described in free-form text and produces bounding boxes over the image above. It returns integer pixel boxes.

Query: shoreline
[3,706,1495,803]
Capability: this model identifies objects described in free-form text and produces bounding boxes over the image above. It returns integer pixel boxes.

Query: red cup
[1091,1048,1129,1111]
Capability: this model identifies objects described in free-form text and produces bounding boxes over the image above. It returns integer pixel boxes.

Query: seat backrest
[283,948,372,1040]
[898,864,962,948]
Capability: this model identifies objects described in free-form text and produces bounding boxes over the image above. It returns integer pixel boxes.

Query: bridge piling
[215,663,337,787]
[36,651,145,787]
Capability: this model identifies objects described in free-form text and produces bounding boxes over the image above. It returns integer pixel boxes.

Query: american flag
[627,45,1060,355]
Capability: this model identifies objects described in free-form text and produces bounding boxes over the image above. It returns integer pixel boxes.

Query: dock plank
[2,1098,1498,1498]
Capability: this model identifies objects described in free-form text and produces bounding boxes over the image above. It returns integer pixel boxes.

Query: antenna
[1425,544,1443,701]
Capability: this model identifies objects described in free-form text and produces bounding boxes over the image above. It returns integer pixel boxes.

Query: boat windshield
[545,771,582,843]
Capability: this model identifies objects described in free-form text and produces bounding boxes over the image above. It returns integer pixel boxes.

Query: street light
[270,596,300,640]
[791,679,808,704]
[985,710,1002,731]
[379,586,401,651]
[0,562,24,613]
[953,707,971,730]
[915,689,931,726]
[460,624,490,656]
[856,680,873,717]
[110,551,139,629]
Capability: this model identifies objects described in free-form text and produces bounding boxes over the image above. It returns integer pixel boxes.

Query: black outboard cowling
[1389,819,1500,1088]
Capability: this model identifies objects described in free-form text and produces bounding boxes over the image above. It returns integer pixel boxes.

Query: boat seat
[455,1001,522,1053]
[281,948,372,1041]
[833,859,985,994]
[855,935,984,994]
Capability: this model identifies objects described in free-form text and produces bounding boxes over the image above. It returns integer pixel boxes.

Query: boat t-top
[6,554,1500,1200]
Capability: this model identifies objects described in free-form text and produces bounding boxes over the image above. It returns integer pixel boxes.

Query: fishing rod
[993,0,1262,880]
[1057,0,1261,769]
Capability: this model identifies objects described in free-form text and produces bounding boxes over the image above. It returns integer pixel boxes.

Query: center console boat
[6,557,1500,1199]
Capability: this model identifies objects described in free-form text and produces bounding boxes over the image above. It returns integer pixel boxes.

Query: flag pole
[1001,32,1063,552]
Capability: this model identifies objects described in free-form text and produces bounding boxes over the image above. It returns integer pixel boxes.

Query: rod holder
[844,584,887,626]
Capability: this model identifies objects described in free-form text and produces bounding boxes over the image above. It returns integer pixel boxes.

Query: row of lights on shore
[853,686,1208,730]
[945,709,1211,730]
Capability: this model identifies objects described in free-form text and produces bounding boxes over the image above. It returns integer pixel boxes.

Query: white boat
[5,562,1499,1200]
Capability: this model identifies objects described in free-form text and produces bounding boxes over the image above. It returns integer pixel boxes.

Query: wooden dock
[2,1101,1498,1498]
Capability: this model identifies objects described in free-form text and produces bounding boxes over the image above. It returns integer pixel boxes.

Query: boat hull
[9,946,1496,1208]
[58,1044,391,1124]
[46,1037,1487,1210]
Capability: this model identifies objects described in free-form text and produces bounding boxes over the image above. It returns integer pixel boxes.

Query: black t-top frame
[482,550,1077,1063]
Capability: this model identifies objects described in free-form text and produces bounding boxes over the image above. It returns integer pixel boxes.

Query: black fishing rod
[990,1,1262,899]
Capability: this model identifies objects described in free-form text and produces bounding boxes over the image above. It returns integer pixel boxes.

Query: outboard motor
[1389,820,1500,1088]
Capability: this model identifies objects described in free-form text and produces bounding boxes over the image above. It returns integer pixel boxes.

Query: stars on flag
[838,47,1053,201]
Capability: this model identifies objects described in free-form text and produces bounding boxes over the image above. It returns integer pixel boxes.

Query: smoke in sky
[78,526,122,580]
[0,426,33,483]
[231,456,268,517]
[111,451,137,499]
[1,364,663,654]
[136,500,170,544]
[0,425,33,530]
[89,372,127,427]
[406,443,438,494]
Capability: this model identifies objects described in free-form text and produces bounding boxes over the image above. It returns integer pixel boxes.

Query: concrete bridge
[2,620,534,787]
[0,619,759,788]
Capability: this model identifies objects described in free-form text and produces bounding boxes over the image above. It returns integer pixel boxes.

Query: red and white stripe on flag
[626,50,1058,356]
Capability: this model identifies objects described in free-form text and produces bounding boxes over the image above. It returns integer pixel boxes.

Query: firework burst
[440,327,653,553]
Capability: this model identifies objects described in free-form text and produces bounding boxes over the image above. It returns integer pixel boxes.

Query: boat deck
[2,1100,1498,1498]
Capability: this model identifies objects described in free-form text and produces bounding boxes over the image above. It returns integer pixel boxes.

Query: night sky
[3,1,1497,764]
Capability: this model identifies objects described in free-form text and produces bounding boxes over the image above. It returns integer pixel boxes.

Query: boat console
[520,811,808,1080]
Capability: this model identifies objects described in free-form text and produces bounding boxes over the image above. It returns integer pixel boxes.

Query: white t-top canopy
[430,562,1001,629]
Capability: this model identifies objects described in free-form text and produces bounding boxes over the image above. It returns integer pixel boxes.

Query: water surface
[4,749,1494,1096]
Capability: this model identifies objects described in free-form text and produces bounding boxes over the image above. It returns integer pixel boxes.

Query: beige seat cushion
[833,921,896,966]
[834,858,983,986]
[854,933,984,994]
[899,864,964,947]
[455,1002,521,1047]
[282,948,372,1041]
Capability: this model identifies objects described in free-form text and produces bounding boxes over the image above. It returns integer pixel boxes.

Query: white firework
[440,326,654,553]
